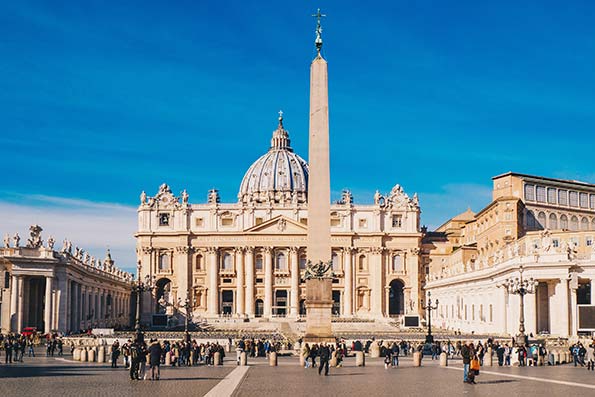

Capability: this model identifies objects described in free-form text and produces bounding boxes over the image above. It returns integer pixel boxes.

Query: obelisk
[304,8,334,343]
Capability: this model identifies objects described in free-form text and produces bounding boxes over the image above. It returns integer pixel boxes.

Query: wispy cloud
[0,194,137,272]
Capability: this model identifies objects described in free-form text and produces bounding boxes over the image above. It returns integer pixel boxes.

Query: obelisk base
[303,278,335,343]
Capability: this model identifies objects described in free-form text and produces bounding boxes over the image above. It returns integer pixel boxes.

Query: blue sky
[1,1,595,271]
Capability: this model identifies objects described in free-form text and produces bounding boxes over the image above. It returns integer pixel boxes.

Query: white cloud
[0,195,137,272]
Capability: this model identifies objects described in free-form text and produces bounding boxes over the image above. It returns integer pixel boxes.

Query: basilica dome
[238,114,309,204]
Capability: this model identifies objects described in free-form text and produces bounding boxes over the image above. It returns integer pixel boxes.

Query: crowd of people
[0,333,65,364]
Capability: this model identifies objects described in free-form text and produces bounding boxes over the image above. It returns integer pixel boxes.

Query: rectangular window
[221,218,233,226]
[552,239,559,248]
[536,186,546,202]
[330,217,341,227]
[300,218,308,225]
[587,237,593,247]
[392,214,402,228]
[579,192,589,208]
[591,194,595,209]
[255,217,264,225]
[524,184,535,201]
[547,188,557,204]
[569,191,579,207]
[558,190,568,205]
[195,218,204,227]
[159,213,170,226]
[358,219,368,228]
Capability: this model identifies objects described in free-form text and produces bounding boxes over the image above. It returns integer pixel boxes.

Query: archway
[255,299,264,317]
[388,279,405,316]
[221,290,234,315]
[155,278,172,314]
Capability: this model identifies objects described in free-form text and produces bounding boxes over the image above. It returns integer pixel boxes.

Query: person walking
[461,341,472,384]
[302,343,311,368]
[586,342,595,371]
[391,342,400,367]
[318,343,330,376]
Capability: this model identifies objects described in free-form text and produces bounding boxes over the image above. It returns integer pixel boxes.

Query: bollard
[73,348,81,361]
[97,346,105,363]
[439,352,448,367]
[226,342,231,353]
[240,352,248,366]
[88,348,96,363]
[214,351,223,366]
[355,351,365,367]
[370,343,380,358]
[269,352,278,366]
[413,352,421,367]
[299,352,305,367]
[81,348,88,362]
[484,347,493,367]
[165,352,172,366]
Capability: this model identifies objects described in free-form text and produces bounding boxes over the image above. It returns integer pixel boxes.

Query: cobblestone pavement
[2,352,595,397]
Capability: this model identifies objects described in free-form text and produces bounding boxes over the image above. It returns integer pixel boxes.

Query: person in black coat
[149,339,163,381]
[318,343,331,376]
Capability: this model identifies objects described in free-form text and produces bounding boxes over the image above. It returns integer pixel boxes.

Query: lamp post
[133,260,155,344]
[422,291,439,343]
[502,264,537,346]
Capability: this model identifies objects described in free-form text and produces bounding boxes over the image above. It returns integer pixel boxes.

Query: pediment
[244,215,307,234]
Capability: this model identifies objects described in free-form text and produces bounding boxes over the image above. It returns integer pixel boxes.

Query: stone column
[264,247,273,317]
[44,276,53,334]
[235,248,245,316]
[57,276,69,332]
[10,275,19,332]
[290,247,299,317]
[207,247,219,316]
[245,247,255,316]
[551,279,569,336]
[343,247,353,316]
[570,280,578,337]
[370,248,383,317]
[16,276,24,332]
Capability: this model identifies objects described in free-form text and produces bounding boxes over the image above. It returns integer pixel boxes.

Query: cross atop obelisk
[311,8,326,54]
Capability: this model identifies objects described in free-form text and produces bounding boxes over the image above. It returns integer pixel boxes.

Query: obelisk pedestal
[304,279,334,343]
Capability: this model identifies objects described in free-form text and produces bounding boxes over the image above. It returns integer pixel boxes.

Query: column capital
[264,247,273,255]
[245,246,255,254]
[289,246,300,254]
[207,246,219,255]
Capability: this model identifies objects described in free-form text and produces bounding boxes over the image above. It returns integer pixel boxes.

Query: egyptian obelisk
[304,8,334,343]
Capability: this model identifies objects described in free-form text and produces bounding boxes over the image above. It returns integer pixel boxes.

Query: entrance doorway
[221,290,234,315]
[299,299,306,316]
[389,279,405,316]
[255,299,264,317]
[332,291,341,315]
[536,281,550,334]
[274,290,287,317]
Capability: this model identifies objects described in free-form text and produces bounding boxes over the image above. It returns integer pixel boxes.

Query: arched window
[255,254,263,271]
[195,254,204,271]
[276,252,287,271]
[358,255,366,271]
[592,219,595,230]
[548,213,558,230]
[560,215,569,230]
[581,217,589,231]
[537,212,546,230]
[570,216,579,231]
[159,254,170,271]
[222,252,233,270]
[331,252,340,271]
[392,255,402,272]
[299,254,307,270]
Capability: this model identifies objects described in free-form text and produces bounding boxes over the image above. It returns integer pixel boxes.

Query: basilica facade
[135,115,422,323]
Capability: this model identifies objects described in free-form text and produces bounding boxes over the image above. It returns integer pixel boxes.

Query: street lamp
[502,264,538,345]
[133,260,155,344]
[422,291,439,343]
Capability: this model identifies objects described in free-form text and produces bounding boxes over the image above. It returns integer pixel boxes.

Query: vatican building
[135,114,423,324]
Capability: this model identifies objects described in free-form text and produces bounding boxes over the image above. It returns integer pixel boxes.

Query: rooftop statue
[13,232,20,248]
[4,233,10,248]
[304,259,334,280]
[26,225,43,248]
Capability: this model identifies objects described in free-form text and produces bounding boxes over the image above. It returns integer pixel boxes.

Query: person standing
[586,342,595,371]
[461,341,471,384]
[129,340,141,380]
[391,342,400,367]
[111,340,120,368]
[318,343,330,376]
[149,339,163,381]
